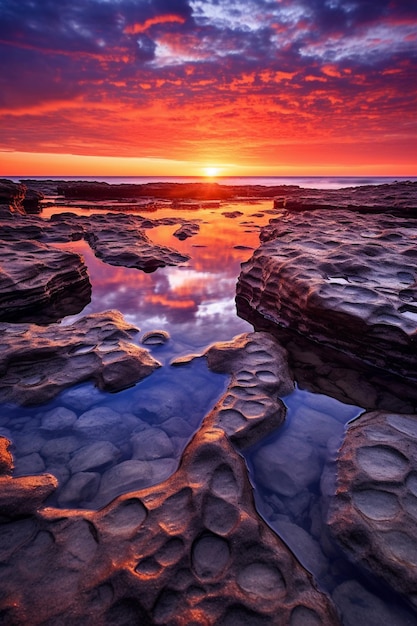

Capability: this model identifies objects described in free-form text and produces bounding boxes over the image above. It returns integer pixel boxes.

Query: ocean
[10,175,417,190]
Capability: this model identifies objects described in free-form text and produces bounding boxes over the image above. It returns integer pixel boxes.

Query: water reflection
[1,359,227,509]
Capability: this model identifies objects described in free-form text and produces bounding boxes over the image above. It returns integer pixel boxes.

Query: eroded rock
[0,310,161,404]
[173,222,200,240]
[328,410,417,608]
[0,326,340,623]
[0,427,338,624]
[0,239,91,323]
[237,209,417,379]
[194,331,294,448]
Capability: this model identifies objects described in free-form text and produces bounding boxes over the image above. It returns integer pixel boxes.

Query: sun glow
[203,166,220,178]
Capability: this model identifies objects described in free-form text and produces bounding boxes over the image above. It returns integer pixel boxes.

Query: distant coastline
[7,175,417,190]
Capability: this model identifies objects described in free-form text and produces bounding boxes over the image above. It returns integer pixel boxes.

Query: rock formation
[85,221,189,272]
[0,179,43,214]
[328,410,417,609]
[237,209,417,380]
[0,239,91,323]
[273,181,417,215]
[0,310,161,404]
[0,331,339,624]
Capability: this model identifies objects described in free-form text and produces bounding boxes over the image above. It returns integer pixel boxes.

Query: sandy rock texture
[273,181,417,215]
[0,239,91,323]
[0,209,192,322]
[0,310,161,405]
[0,331,339,625]
[202,332,294,448]
[237,209,417,379]
[328,410,417,608]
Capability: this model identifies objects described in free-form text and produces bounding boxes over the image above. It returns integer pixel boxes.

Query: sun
[203,166,220,178]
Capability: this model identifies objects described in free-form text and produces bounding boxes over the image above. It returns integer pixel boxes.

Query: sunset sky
[0,0,416,176]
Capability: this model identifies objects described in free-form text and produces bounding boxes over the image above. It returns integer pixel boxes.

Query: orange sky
[0,0,416,176]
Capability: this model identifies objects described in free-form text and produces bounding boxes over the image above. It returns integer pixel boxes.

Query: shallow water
[3,196,417,623]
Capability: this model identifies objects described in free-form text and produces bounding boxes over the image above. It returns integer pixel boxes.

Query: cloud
[0,0,416,170]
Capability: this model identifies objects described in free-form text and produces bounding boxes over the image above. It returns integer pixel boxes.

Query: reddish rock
[0,330,339,624]
[0,473,58,518]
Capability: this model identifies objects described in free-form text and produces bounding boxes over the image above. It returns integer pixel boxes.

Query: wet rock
[0,320,341,624]
[0,310,161,405]
[84,216,189,272]
[41,406,77,431]
[222,210,244,218]
[328,410,417,608]
[0,473,58,517]
[0,437,13,475]
[237,208,417,380]
[0,239,91,323]
[93,459,154,506]
[332,579,414,626]
[273,180,417,214]
[41,436,80,464]
[253,432,321,497]
[74,407,123,438]
[0,179,26,213]
[14,452,45,476]
[197,331,294,448]
[68,441,120,473]
[58,472,101,506]
[173,222,200,240]
[141,329,170,345]
[131,428,174,460]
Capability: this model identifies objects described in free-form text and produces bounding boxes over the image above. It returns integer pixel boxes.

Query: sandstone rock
[273,180,417,214]
[131,428,174,460]
[0,239,91,323]
[328,410,417,608]
[0,324,340,624]
[85,219,189,272]
[173,222,200,240]
[0,437,13,475]
[58,471,101,506]
[0,473,57,517]
[237,209,417,380]
[198,331,294,448]
[68,441,120,473]
[141,329,170,345]
[41,406,77,431]
[332,579,414,626]
[0,179,26,213]
[0,310,161,405]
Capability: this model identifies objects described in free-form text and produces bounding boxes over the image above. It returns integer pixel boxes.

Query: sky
[0,0,416,176]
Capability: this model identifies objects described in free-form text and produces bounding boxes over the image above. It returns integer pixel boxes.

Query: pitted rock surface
[0,310,161,404]
[0,239,91,323]
[83,216,190,272]
[328,410,417,607]
[204,332,294,448]
[273,181,417,214]
[0,329,340,623]
[237,209,417,379]
[0,427,339,625]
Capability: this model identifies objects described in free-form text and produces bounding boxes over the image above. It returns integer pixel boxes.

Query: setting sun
[203,167,220,178]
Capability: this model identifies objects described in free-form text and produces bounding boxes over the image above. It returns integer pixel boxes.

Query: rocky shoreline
[1,178,417,623]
